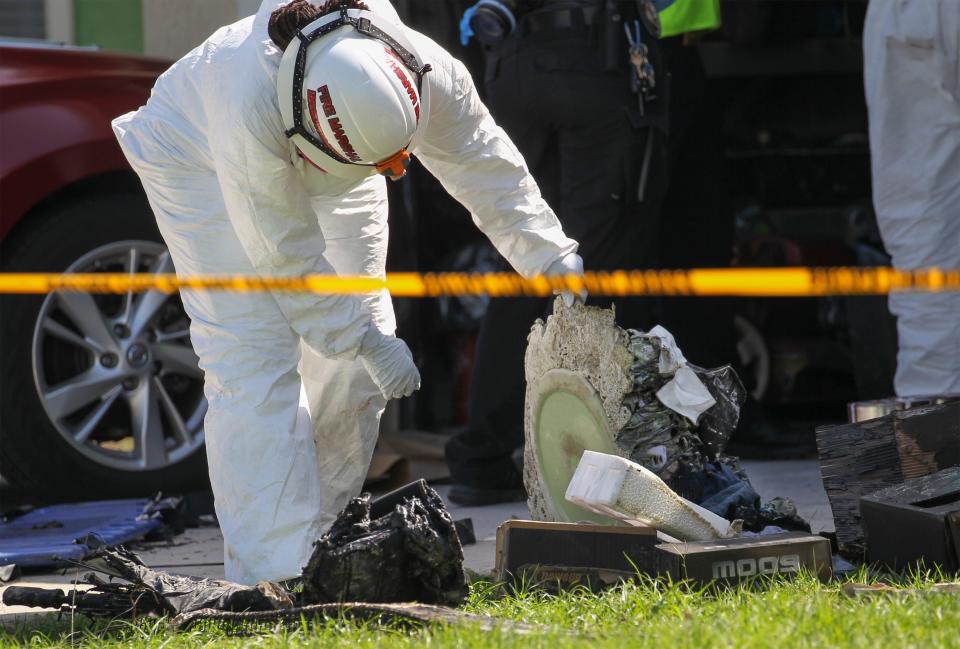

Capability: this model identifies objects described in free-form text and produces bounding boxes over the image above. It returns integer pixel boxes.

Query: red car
[0,41,207,500]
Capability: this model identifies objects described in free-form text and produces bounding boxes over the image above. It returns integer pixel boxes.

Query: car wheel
[0,190,208,500]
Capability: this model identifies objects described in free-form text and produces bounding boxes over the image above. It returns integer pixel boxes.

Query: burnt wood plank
[817,413,902,555]
[895,401,960,480]
[817,402,960,555]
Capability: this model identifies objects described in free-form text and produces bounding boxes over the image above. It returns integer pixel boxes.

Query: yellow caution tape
[0,267,958,297]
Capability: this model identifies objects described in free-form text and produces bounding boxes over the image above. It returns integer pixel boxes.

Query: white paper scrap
[655,366,717,424]
[648,325,687,374]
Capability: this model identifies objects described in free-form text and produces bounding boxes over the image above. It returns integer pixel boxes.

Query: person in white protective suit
[863,0,960,397]
[112,0,584,584]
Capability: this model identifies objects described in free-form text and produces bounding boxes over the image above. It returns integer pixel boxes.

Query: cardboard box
[495,521,832,590]
[861,467,960,572]
[495,520,660,590]
[655,533,834,586]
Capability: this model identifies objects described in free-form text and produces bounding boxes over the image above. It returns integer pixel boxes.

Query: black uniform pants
[445,24,667,489]
[655,37,736,370]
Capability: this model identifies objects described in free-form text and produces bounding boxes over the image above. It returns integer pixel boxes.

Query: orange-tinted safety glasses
[376,149,412,180]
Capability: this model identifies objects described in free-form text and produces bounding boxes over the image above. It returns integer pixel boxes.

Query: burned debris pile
[303,480,468,606]
[523,301,811,535]
[2,480,468,625]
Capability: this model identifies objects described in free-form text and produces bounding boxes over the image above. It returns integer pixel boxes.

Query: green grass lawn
[3,571,959,648]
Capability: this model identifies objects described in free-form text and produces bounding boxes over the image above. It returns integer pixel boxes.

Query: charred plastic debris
[2,480,489,630]
[302,480,468,606]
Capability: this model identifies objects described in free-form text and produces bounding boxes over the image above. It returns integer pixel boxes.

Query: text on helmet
[306,84,362,163]
[385,49,420,122]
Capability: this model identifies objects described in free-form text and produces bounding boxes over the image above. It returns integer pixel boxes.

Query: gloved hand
[545,252,588,306]
[358,328,421,400]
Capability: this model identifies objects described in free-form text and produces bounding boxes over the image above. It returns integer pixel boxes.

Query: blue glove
[459,4,479,46]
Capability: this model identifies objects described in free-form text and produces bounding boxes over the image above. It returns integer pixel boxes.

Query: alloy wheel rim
[32,241,206,472]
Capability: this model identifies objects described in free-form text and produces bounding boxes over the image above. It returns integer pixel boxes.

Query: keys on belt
[624,19,655,116]
[623,1,663,203]
[624,17,658,202]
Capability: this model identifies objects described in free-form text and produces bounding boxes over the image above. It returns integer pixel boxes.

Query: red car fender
[0,45,168,239]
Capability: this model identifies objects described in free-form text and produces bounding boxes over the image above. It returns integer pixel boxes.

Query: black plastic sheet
[76,547,292,615]
[2,481,469,620]
[692,364,747,457]
[732,497,813,533]
[616,331,747,480]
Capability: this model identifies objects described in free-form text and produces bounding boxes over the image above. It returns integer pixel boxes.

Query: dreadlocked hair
[269,0,371,51]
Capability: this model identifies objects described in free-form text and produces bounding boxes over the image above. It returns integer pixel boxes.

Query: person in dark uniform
[445,0,668,504]
[656,31,735,371]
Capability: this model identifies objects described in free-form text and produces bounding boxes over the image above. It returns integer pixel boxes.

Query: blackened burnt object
[302,480,468,606]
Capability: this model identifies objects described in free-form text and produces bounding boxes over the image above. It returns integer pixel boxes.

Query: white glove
[546,252,588,306]
[358,328,421,400]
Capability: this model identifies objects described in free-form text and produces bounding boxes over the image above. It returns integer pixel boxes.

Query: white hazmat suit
[864,0,960,397]
[113,0,578,584]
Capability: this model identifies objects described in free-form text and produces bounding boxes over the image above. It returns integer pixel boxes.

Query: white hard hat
[277,7,432,181]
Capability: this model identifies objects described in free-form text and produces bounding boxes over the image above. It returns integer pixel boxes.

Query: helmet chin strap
[375,149,412,180]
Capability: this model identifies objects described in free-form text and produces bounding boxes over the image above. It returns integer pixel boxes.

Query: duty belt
[519,5,601,34]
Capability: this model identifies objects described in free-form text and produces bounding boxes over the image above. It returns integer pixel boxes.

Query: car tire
[0,189,209,501]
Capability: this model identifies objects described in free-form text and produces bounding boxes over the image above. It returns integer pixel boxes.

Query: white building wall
[43,0,72,43]
[143,0,256,60]
[11,1,296,54]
